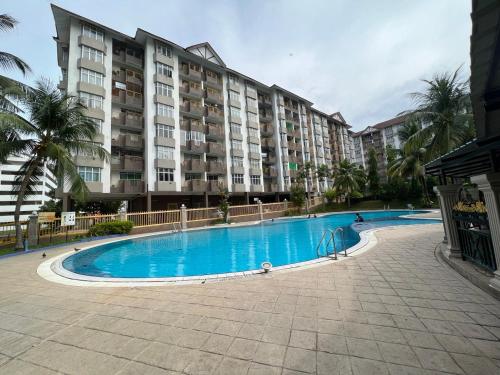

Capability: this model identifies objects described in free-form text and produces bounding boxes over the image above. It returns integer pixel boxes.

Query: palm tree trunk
[420,175,430,205]
[347,194,351,208]
[14,161,40,249]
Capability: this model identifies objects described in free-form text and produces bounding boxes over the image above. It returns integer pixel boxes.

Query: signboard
[38,212,56,222]
[61,212,76,227]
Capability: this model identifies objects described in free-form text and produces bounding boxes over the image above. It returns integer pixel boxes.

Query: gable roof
[372,114,408,129]
[185,42,226,67]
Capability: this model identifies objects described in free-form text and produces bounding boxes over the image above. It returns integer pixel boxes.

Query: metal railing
[316,227,346,260]
[0,221,28,245]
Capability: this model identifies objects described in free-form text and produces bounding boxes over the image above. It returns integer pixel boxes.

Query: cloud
[1,0,471,131]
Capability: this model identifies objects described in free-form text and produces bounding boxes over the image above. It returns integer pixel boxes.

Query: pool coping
[37,210,441,287]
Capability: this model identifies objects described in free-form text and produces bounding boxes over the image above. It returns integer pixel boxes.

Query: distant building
[0,157,57,223]
[351,115,408,181]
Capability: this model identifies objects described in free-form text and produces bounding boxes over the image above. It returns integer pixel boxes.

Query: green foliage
[75,200,123,214]
[218,187,230,223]
[88,220,133,237]
[324,189,338,204]
[367,148,380,196]
[351,191,363,199]
[333,159,366,208]
[290,184,306,208]
[38,199,62,216]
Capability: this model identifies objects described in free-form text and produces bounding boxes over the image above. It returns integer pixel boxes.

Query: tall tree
[367,148,380,196]
[316,164,330,187]
[333,159,366,208]
[0,80,108,249]
[297,161,314,211]
[402,67,473,160]
[0,14,31,112]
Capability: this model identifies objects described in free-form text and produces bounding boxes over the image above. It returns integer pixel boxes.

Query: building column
[146,192,152,211]
[27,214,39,247]
[204,192,209,208]
[62,194,70,212]
[435,184,461,258]
[433,186,447,244]
[245,192,250,205]
[180,204,187,229]
[471,173,500,291]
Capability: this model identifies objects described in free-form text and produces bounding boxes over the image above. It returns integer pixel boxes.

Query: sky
[2,0,472,131]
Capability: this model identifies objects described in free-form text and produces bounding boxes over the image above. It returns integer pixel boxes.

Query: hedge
[88,220,134,237]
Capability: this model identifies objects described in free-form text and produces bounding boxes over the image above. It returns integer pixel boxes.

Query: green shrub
[324,189,338,204]
[88,220,134,236]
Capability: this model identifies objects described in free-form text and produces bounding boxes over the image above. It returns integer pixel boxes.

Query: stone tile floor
[0,225,499,374]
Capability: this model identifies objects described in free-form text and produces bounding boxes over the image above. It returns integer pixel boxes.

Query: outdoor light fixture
[261,261,272,273]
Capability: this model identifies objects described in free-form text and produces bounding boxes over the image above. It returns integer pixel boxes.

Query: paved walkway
[0,225,499,374]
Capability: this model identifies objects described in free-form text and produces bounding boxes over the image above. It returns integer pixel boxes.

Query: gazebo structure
[426,0,500,293]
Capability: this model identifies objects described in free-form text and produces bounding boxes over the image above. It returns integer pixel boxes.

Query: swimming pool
[61,210,440,279]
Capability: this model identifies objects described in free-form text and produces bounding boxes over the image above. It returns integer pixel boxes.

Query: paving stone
[247,362,281,375]
[0,359,59,374]
[469,338,500,359]
[450,352,498,375]
[346,337,382,360]
[317,351,352,375]
[117,361,178,375]
[253,342,286,366]
[227,338,259,360]
[451,322,498,340]
[289,330,316,350]
[201,333,234,354]
[317,333,348,354]
[413,347,464,373]
[377,342,421,367]
[237,323,265,340]
[350,357,389,375]
[283,347,316,373]
[401,330,443,350]
[261,326,290,345]
[184,350,222,375]
[434,334,481,355]
[371,326,406,344]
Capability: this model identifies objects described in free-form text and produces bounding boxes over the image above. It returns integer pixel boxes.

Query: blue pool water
[63,210,440,278]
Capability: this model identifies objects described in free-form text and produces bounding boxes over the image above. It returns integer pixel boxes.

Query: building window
[81,46,104,63]
[156,145,175,160]
[119,172,142,180]
[79,92,103,109]
[185,130,205,143]
[156,62,173,77]
[157,168,174,182]
[80,68,104,86]
[82,24,104,42]
[230,107,240,118]
[156,103,174,117]
[230,123,241,134]
[87,117,103,133]
[247,86,257,97]
[250,159,260,169]
[250,175,261,185]
[156,124,174,138]
[248,127,259,138]
[77,166,101,182]
[232,156,244,167]
[229,90,240,102]
[156,43,172,58]
[247,97,257,108]
[155,82,173,97]
[229,74,239,85]
[249,143,260,153]
[232,174,244,184]
[231,139,242,150]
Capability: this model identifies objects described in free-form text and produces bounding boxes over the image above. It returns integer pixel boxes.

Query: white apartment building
[0,157,56,223]
[352,115,408,181]
[52,5,353,210]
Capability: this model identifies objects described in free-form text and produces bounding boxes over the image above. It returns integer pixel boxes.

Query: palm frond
[0,52,31,75]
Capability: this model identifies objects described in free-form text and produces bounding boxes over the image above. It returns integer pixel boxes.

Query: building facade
[351,115,407,181]
[52,5,352,210]
[0,157,56,223]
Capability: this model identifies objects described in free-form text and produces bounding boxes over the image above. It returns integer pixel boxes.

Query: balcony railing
[180,66,202,81]
[180,85,202,98]
[260,124,274,136]
[110,180,144,194]
[180,119,204,133]
[111,155,144,171]
[111,112,143,129]
[206,142,225,156]
[182,140,206,153]
[182,179,207,192]
[207,161,227,174]
[206,125,224,139]
[111,135,143,149]
[207,180,227,192]
[180,102,204,117]
[205,107,224,122]
[205,89,223,103]
[181,159,205,172]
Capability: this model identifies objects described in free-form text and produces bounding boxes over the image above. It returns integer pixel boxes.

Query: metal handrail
[316,230,330,257]
[329,227,346,260]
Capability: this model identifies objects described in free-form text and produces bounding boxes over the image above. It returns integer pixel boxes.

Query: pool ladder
[173,222,182,233]
[316,227,347,260]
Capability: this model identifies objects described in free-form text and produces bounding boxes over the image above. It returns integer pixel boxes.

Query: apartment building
[0,157,56,223]
[52,5,352,210]
[352,115,408,181]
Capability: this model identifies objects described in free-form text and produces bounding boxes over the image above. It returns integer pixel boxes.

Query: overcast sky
[2,0,471,130]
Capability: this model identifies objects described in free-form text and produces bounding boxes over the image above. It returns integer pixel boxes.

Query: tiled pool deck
[0,224,499,374]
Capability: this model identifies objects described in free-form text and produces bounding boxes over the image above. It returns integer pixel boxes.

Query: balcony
[260,124,274,136]
[262,138,275,148]
[263,168,278,177]
[179,66,202,81]
[126,72,143,87]
[293,130,302,138]
[111,135,143,150]
[259,112,273,122]
[111,112,143,129]
[182,159,206,173]
[206,142,225,156]
[250,185,262,193]
[262,156,277,164]
[182,140,206,154]
[110,180,144,194]
[111,155,144,171]
[112,91,143,109]
[205,107,224,123]
[180,119,204,133]
[205,73,222,87]
[180,85,202,99]
[205,89,223,104]
[113,51,143,69]
[207,180,226,192]
[180,102,204,118]
[182,179,207,192]
[206,125,224,140]
[207,161,227,174]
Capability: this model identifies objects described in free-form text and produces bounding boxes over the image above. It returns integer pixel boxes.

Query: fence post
[180,204,187,229]
[258,200,263,221]
[28,214,38,247]
[284,199,288,211]
[118,208,127,222]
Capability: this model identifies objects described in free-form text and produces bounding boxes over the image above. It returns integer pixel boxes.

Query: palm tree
[316,164,330,188]
[402,67,473,160]
[333,159,365,208]
[0,14,31,112]
[0,80,108,249]
[389,124,431,204]
[298,161,314,212]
